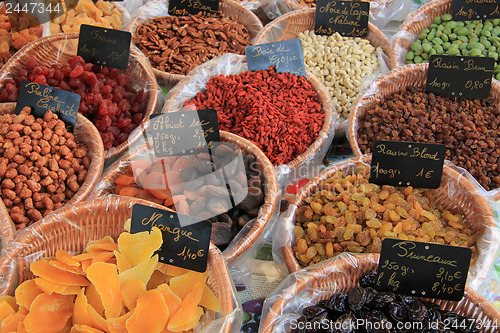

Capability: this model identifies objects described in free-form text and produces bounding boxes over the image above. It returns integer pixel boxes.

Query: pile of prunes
[291,270,480,333]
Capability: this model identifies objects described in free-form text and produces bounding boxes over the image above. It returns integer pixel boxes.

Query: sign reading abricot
[245,39,306,77]
[369,140,447,189]
[168,0,218,18]
[376,238,471,301]
[314,0,370,37]
[452,0,500,21]
[426,55,494,99]
[77,24,131,70]
[131,204,212,272]
[16,80,80,131]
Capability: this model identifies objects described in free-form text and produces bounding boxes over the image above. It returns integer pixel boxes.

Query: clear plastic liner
[0,196,243,333]
[259,252,500,333]
[273,155,500,292]
[163,53,337,188]
[262,0,412,29]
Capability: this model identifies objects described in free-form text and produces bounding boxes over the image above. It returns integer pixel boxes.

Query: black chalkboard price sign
[16,80,80,131]
[131,204,212,272]
[314,0,370,37]
[168,0,219,18]
[369,140,447,189]
[245,39,306,77]
[426,55,494,99]
[148,109,220,158]
[452,0,500,21]
[376,238,472,301]
[77,24,131,70]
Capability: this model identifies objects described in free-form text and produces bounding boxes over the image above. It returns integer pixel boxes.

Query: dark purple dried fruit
[407,300,428,322]
[238,187,264,210]
[373,292,396,309]
[388,302,407,322]
[366,310,391,333]
[329,312,356,333]
[210,222,232,246]
[396,295,416,306]
[327,293,348,313]
[348,287,367,313]
[291,315,307,333]
[360,270,377,288]
[302,306,328,320]
[308,312,330,332]
[364,287,378,305]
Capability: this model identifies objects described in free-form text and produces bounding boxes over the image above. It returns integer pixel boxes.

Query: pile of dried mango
[0,227,220,333]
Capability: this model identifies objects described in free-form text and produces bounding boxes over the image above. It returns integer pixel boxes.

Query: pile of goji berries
[185,67,325,165]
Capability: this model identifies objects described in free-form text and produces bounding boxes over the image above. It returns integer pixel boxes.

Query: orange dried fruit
[73,289,91,326]
[121,278,146,311]
[24,309,72,333]
[86,303,108,332]
[35,278,73,295]
[85,284,105,316]
[147,269,166,290]
[70,324,105,333]
[125,290,169,333]
[0,301,15,323]
[169,307,203,332]
[30,260,89,286]
[167,282,203,332]
[56,250,80,267]
[169,271,207,301]
[106,311,132,333]
[50,260,84,275]
[91,251,116,264]
[73,253,97,262]
[118,255,158,285]
[0,296,17,312]
[117,228,162,266]
[156,284,181,315]
[86,262,122,319]
[30,293,75,312]
[0,312,26,333]
[165,266,188,277]
[85,236,115,251]
[58,285,85,295]
[114,251,132,273]
[15,280,43,310]
[199,284,220,312]
[86,242,119,254]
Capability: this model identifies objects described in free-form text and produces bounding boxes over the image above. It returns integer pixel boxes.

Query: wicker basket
[348,63,500,200]
[390,0,453,69]
[260,254,500,333]
[280,155,497,275]
[164,54,334,171]
[0,196,239,333]
[128,0,264,86]
[92,131,279,264]
[0,102,104,234]
[0,32,159,161]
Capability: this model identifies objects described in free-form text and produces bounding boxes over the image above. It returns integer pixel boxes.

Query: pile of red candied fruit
[0,56,148,150]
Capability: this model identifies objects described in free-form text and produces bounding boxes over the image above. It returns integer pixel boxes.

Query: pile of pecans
[0,108,90,229]
[293,165,477,267]
[133,13,252,75]
[357,87,500,191]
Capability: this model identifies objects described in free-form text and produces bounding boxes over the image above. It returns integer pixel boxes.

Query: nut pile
[133,12,252,75]
[50,0,122,34]
[293,165,477,267]
[0,56,148,150]
[299,30,379,119]
[357,87,500,190]
[0,8,43,68]
[407,15,500,79]
[293,270,480,333]
[0,107,89,229]
[293,0,317,7]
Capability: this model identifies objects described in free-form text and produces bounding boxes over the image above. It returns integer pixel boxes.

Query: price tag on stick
[369,140,447,189]
[452,0,500,21]
[314,0,370,37]
[131,204,212,273]
[168,0,219,18]
[16,80,80,131]
[245,39,306,77]
[77,24,131,70]
[375,238,472,301]
[426,55,494,99]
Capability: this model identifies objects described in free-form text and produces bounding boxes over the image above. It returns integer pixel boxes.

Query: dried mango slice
[0,312,26,333]
[50,260,84,275]
[199,284,220,312]
[118,255,158,285]
[86,242,119,254]
[106,311,132,333]
[86,262,122,319]
[169,307,203,332]
[15,280,43,310]
[125,290,169,333]
[117,228,162,266]
[91,251,116,264]
[30,260,89,286]
[87,303,108,332]
[156,284,181,315]
[24,309,72,333]
[73,289,91,326]
[0,296,17,312]
[147,269,167,290]
[56,250,80,267]
[35,278,69,294]
[30,293,75,313]
[17,321,27,333]
[121,278,146,311]
[114,251,132,273]
[167,282,203,332]
[85,236,115,250]
[169,271,207,301]
[86,284,105,316]
[73,253,98,262]
[58,285,83,295]
[0,301,15,323]
[165,266,187,277]
[70,324,105,333]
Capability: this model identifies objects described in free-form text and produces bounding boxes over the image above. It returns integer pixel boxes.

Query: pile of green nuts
[406,14,500,79]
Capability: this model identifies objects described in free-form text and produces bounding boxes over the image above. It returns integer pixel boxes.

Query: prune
[291,315,308,333]
[396,295,416,306]
[388,302,407,322]
[366,311,392,333]
[348,287,367,312]
[327,293,348,314]
[307,312,330,333]
[364,287,378,305]
[373,292,396,309]
[360,270,378,288]
[329,312,356,333]
[407,300,428,322]
[425,306,442,323]
[303,306,328,320]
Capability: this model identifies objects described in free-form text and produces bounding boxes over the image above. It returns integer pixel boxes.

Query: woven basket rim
[261,253,500,332]
[281,154,496,274]
[128,0,264,84]
[0,32,159,161]
[92,130,279,263]
[283,0,391,11]
[253,7,391,57]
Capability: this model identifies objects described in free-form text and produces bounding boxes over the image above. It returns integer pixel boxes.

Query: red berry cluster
[0,56,148,150]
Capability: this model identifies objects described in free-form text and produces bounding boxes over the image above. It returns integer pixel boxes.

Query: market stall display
[0,196,242,332]
[0,33,159,160]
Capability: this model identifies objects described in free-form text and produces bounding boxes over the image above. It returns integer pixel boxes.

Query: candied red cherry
[67,56,85,68]
[32,66,44,76]
[117,74,130,87]
[101,85,112,95]
[99,67,110,76]
[117,132,129,144]
[7,91,17,101]
[118,118,132,128]
[123,123,136,134]
[26,58,37,71]
[84,63,93,71]
[0,89,9,101]
[47,79,59,87]
[73,90,85,99]
[93,93,103,106]
[61,66,72,77]
[46,68,55,79]
[137,90,147,102]
[95,119,105,132]
[85,92,94,105]
[54,70,64,82]
[112,92,122,104]
[79,103,89,115]
[108,126,120,137]
[70,65,84,78]
[118,99,130,112]
[18,69,28,77]
[69,78,82,88]
[133,113,143,124]
[98,103,109,116]
[105,79,118,88]
[109,68,119,78]
[59,81,70,91]
[5,83,16,95]
[132,102,142,113]
[102,115,112,128]
[115,86,126,95]
[83,72,97,85]
[34,75,47,85]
